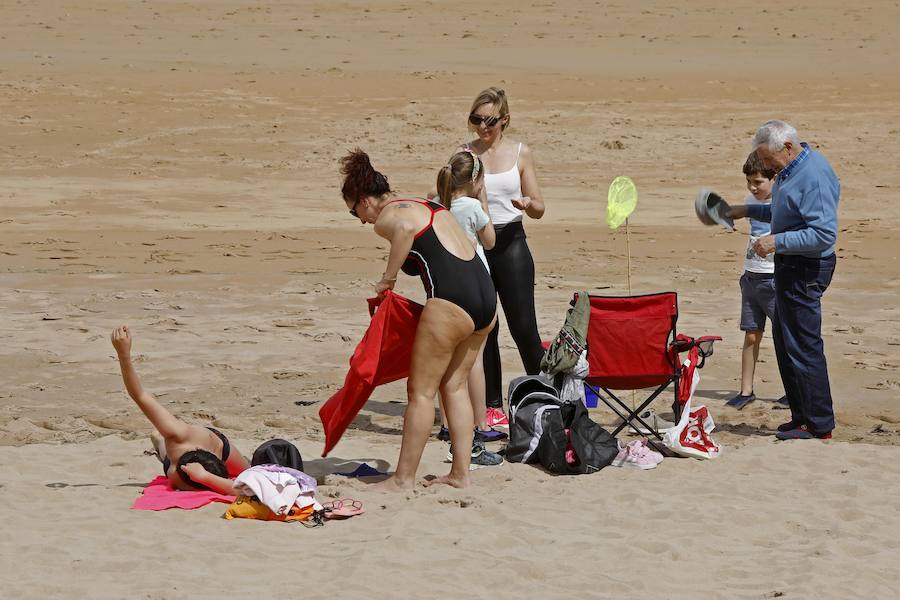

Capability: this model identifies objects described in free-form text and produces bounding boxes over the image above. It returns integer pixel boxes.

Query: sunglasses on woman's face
[468,114,503,127]
[349,198,361,218]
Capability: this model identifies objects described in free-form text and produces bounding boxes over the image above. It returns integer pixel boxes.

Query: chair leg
[590,383,670,441]
[672,371,682,422]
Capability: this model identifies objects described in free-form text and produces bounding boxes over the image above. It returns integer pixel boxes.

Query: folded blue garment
[335,463,386,478]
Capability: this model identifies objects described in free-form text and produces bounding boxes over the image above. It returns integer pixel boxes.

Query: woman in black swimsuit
[340,149,497,491]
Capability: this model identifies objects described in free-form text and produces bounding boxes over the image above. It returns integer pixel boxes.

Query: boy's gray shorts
[740,272,776,331]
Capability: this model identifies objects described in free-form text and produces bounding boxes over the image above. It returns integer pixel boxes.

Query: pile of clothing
[225,439,366,525]
[225,464,322,522]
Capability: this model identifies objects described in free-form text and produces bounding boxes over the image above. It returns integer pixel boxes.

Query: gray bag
[506,375,564,464]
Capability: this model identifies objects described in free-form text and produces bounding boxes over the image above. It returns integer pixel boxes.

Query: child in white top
[448,195,491,271]
[435,151,508,448]
[726,152,783,409]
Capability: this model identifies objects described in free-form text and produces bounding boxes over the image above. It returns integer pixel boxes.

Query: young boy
[726,152,784,409]
[111,325,249,493]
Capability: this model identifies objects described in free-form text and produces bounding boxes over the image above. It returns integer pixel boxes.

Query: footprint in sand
[312,332,351,343]
[147,250,184,263]
[853,359,895,371]
[150,317,186,328]
[204,362,234,371]
[273,370,306,380]
[272,318,313,328]
[211,416,245,430]
[85,417,144,432]
[865,380,900,392]
[437,497,479,509]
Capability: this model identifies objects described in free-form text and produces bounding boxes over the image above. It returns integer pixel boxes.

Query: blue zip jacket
[746,144,840,258]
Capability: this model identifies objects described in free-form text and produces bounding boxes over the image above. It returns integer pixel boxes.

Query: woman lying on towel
[340,149,497,490]
[111,325,250,494]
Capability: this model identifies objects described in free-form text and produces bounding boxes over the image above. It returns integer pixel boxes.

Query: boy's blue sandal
[725,392,756,410]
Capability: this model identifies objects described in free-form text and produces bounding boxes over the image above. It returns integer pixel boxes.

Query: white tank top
[483,143,523,226]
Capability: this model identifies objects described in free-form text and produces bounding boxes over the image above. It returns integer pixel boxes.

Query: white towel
[233,467,318,515]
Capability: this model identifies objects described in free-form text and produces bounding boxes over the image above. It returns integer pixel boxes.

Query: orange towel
[223,496,317,522]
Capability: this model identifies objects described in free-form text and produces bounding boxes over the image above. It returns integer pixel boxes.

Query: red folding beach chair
[579,292,720,441]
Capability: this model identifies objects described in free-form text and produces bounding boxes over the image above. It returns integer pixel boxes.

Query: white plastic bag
[663,357,721,459]
[558,350,589,405]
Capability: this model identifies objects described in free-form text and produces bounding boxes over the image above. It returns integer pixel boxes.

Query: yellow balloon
[607,176,637,229]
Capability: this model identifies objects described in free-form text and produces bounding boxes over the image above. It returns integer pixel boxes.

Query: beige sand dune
[2,0,900,597]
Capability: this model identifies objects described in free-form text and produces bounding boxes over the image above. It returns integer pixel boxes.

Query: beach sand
[1,1,899,597]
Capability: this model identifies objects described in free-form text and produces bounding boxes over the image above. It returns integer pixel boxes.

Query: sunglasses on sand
[468,114,503,127]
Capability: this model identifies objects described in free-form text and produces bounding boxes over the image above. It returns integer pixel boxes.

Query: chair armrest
[695,336,722,358]
[670,335,722,359]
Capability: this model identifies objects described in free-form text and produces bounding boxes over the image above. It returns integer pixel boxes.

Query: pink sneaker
[635,439,664,466]
[611,440,658,470]
[485,407,509,428]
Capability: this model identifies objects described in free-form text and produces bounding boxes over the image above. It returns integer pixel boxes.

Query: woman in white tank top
[483,142,526,225]
[458,87,547,427]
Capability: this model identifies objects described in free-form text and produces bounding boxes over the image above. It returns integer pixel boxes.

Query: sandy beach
[2,1,899,597]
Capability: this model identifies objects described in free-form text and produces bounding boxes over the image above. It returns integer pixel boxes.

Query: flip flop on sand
[323,498,366,519]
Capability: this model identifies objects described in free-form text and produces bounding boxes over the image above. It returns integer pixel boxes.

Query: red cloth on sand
[131,476,235,511]
[319,291,423,457]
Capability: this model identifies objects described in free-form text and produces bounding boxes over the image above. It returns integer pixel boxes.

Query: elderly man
[728,120,840,440]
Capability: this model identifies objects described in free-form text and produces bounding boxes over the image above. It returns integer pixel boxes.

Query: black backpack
[251,438,304,471]
[536,401,619,475]
[506,375,618,474]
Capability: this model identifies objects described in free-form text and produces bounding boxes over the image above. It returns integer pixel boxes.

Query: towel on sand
[131,476,235,511]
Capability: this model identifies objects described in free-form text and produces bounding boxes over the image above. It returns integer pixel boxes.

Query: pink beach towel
[131,476,235,511]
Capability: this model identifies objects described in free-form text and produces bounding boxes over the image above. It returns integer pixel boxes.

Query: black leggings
[483,221,544,408]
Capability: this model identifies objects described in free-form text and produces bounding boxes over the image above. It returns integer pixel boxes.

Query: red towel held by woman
[319,291,423,456]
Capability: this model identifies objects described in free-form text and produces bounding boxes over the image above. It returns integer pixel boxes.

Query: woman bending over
[340,149,498,490]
